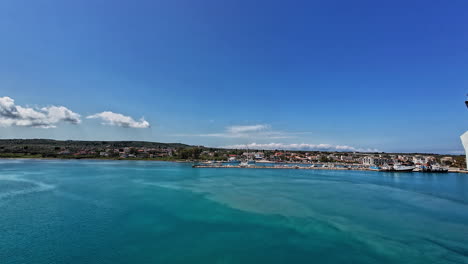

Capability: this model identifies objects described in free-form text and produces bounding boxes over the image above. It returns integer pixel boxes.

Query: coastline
[0,157,192,163]
[192,164,468,173]
[1,157,466,173]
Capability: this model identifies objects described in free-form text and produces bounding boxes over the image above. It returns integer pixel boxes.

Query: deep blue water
[0,159,467,264]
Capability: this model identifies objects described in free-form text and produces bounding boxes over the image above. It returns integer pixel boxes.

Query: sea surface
[1,159,467,264]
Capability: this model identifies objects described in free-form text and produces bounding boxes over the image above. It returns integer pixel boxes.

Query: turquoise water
[1,160,467,264]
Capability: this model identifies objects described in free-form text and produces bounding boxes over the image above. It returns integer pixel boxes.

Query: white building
[362,156,392,166]
[412,156,425,164]
[340,155,354,162]
[424,156,436,164]
[254,152,264,159]
[461,131,468,170]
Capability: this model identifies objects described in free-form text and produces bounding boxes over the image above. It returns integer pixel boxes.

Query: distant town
[0,139,465,172]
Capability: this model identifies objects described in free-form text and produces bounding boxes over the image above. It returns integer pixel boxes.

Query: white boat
[422,165,449,173]
[240,161,250,167]
[393,164,415,172]
[381,165,392,171]
[201,161,215,166]
[228,157,240,164]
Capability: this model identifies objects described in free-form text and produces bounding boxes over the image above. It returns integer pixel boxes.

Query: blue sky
[0,0,467,153]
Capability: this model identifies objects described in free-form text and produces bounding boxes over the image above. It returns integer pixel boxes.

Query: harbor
[193,164,354,170]
[192,162,468,173]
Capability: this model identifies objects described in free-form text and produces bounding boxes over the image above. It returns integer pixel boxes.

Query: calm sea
[1,159,467,264]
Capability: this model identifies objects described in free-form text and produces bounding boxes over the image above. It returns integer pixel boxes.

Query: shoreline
[0,157,192,163]
[193,164,468,173]
[1,157,466,173]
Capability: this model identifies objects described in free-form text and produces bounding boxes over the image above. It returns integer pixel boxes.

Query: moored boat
[393,164,415,172]
[228,157,241,164]
[421,165,449,173]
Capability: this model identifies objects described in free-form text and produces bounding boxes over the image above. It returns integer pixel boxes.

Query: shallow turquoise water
[1,159,467,264]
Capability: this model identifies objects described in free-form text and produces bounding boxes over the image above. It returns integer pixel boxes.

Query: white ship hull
[393,165,415,172]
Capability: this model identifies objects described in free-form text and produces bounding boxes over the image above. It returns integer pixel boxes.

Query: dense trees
[177,147,203,160]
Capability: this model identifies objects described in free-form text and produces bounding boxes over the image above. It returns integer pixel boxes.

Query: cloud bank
[177,124,307,139]
[0,96,81,128]
[221,142,379,152]
[87,111,150,128]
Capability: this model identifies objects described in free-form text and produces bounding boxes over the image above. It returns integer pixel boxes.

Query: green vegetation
[177,147,206,159]
[0,153,43,158]
[0,139,191,160]
[0,139,188,150]
[0,139,465,169]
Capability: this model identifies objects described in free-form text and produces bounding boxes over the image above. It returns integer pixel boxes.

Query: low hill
[0,139,191,153]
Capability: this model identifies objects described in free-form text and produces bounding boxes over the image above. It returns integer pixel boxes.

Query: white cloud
[221,142,379,152]
[87,111,150,128]
[176,124,305,139]
[0,96,81,128]
[227,124,270,134]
